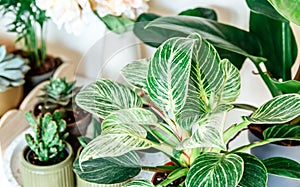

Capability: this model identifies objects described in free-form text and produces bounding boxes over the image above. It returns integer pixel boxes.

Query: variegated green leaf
[147,36,194,120]
[186,153,244,187]
[74,151,141,184]
[244,94,300,124]
[218,59,241,103]
[101,108,158,133]
[177,34,223,131]
[75,79,142,119]
[176,113,226,150]
[121,58,150,90]
[79,108,158,162]
[263,157,300,179]
[263,124,300,140]
[236,152,268,187]
[123,180,155,187]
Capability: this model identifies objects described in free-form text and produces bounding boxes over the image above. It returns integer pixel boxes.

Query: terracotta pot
[0,86,23,116]
[66,113,92,152]
[20,142,75,187]
[75,147,129,187]
[248,131,300,187]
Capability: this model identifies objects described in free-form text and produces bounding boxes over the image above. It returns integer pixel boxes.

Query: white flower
[36,0,91,35]
[93,0,149,19]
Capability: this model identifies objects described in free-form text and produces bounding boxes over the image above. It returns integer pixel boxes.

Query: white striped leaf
[79,109,158,162]
[186,152,244,187]
[121,58,150,90]
[263,124,300,140]
[101,108,159,133]
[236,152,268,187]
[75,79,142,119]
[147,36,194,120]
[244,94,300,124]
[176,113,226,150]
[218,59,241,103]
[123,180,155,187]
[74,151,141,184]
[177,34,224,131]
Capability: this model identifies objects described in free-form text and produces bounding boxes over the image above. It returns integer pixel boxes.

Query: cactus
[25,111,69,162]
[0,45,30,92]
[37,77,81,114]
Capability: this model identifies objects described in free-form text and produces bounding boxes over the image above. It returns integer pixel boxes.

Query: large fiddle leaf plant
[74,34,300,186]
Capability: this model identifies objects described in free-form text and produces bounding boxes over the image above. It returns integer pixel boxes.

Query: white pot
[248,131,300,187]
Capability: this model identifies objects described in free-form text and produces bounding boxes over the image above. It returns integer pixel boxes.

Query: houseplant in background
[34,77,92,151]
[74,34,300,187]
[20,111,74,187]
[0,0,63,92]
[0,45,30,116]
[36,0,150,35]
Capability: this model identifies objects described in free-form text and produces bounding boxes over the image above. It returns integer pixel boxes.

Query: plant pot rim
[0,85,23,93]
[21,141,73,171]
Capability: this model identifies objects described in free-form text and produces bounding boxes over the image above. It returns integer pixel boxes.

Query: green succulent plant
[73,34,300,186]
[0,45,30,92]
[25,111,69,162]
[37,77,81,114]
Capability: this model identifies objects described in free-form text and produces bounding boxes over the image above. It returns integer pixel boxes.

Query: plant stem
[40,23,47,63]
[223,121,250,143]
[158,168,188,187]
[233,103,258,112]
[282,22,292,81]
[230,138,298,153]
[250,57,281,97]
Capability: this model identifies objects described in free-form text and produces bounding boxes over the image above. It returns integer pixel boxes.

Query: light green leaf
[218,59,241,103]
[79,108,158,162]
[177,34,223,131]
[263,157,300,179]
[236,152,268,187]
[74,151,141,184]
[147,36,194,120]
[97,13,134,34]
[186,152,244,187]
[101,108,159,134]
[121,58,150,90]
[263,124,300,140]
[176,113,226,150]
[268,0,300,25]
[75,79,142,119]
[244,94,300,124]
[123,180,155,187]
[270,78,300,94]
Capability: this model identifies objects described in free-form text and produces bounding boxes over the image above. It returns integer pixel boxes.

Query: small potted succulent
[34,77,92,151]
[0,0,63,92]
[74,34,300,187]
[0,45,30,116]
[20,111,74,187]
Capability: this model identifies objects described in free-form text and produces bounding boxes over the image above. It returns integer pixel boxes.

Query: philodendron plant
[74,34,300,187]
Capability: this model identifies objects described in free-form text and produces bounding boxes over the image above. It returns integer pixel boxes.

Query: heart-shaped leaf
[263,157,300,179]
[236,152,268,187]
[74,151,141,184]
[244,94,300,124]
[75,79,142,119]
[186,152,244,187]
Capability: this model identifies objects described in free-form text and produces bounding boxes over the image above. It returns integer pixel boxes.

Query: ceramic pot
[20,142,75,187]
[248,131,300,187]
[0,86,23,116]
[75,147,128,187]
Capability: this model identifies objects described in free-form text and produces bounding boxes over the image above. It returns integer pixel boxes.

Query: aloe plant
[37,77,81,116]
[25,111,69,162]
[74,34,300,186]
[0,45,30,92]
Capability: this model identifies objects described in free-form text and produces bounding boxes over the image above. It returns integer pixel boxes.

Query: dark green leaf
[270,79,300,94]
[236,152,268,187]
[263,157,300,179]
[179,7,218,21]
[96,13,134,34]
[74,151,141,184]
[263,124,300,140]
